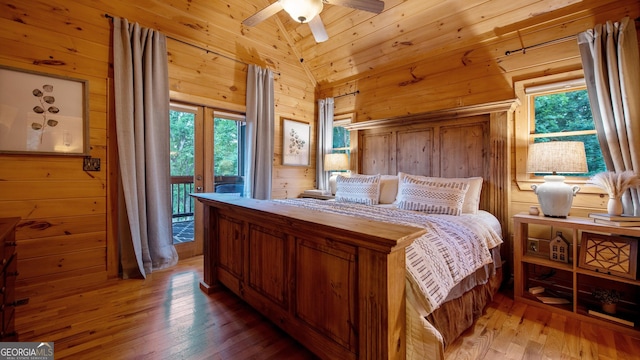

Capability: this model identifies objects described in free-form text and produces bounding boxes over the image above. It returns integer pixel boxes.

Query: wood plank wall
[0,0,315,299]
[320,0,640,250]
[0,0,638,300]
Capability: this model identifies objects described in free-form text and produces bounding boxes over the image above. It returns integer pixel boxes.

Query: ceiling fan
[243,0,385,43]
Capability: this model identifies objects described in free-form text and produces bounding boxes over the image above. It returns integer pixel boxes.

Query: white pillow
[397,173,483,214]
[396,173,469,215]
[379,175,399,204]
[462,177,483,214]
[335,174,381,205]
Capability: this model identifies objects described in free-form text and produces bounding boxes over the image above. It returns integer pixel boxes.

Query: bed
[194,101,516,359]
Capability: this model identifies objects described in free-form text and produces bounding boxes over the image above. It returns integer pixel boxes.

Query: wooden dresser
[0,218,19,341]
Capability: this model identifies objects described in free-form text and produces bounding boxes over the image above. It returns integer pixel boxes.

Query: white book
[593,218,640,227]
[588,213,640,222]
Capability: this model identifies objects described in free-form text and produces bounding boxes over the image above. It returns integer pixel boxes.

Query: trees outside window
[529,86,605,177]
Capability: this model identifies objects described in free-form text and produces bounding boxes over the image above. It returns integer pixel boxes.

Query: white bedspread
[276,199,503,313]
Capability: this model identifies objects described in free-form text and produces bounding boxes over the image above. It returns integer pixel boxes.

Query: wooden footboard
[193,194,426,360]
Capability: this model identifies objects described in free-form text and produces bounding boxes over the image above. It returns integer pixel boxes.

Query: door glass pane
[214,117,245,195]
[170,108,195,244]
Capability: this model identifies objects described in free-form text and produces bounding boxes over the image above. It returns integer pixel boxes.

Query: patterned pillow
[396,173,482,213]
[396,174,469,215]
[335,174,381,205]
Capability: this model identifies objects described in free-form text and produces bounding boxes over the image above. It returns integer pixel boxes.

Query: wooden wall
[0,0,315,299]
[320,1,640,248]
[0,0,638,301]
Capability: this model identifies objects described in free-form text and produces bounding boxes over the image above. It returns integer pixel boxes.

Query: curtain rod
[505,34,577,56]
[506,17,640,56]
[334,90,360,99]
[104,13,280,75]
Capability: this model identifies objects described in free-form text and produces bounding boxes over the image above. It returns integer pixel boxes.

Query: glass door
[169,103,204,258]
[212,111,246,195]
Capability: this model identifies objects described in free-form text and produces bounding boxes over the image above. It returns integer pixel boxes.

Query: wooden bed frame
[194,100,516,359]
[194,193,425,359]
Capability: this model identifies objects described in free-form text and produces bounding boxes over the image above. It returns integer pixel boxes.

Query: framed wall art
[282,118,310,166]
[579,232,638,280]
[0,65,90,156]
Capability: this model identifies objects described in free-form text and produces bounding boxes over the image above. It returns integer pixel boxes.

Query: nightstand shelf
[521,254,573,271]
[513,213,640,337]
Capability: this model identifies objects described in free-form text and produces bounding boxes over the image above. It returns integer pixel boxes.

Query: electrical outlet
[527,238,539,253]
[83,157,101,171]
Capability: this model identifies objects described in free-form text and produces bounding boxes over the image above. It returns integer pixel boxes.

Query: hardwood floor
[15,256,640,359]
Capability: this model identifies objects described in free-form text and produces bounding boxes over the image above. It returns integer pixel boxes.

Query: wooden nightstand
[513,213,640,337]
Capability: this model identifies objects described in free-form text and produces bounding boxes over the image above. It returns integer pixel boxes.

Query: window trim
[514,71,603,194]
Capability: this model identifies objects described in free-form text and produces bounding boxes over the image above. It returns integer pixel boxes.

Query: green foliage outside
[169,109,196,221]
[332,125,350,155]
[533,89,606,176]
[169,112,244,221]
[214,118,241,176]
[169,110,195,176]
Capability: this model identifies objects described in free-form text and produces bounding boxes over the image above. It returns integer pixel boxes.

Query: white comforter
[276,199,503,313]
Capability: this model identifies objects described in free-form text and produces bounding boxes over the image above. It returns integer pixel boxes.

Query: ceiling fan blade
[308,16,329,43]
[242,2,284,27]
[324,0,384,13]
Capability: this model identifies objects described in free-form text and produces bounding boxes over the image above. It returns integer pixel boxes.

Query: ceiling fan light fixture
[279,0,323,23]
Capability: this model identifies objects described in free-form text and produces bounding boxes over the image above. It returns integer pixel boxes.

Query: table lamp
[324,153,349,195]
[526,141,587,217]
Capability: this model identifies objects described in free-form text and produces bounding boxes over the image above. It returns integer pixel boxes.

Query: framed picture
[0,65,90,156]
[579,232,638,280]
[282,118,310,166]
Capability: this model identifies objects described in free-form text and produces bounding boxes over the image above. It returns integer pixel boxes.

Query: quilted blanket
[276,199,503,313]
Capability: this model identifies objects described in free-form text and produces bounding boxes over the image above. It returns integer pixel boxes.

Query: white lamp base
[531,175,580,218]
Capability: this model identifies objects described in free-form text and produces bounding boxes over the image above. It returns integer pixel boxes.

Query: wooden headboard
[344,100,517,242]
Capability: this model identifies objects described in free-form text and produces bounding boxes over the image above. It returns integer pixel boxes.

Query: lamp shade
[526,141,587,217]
[280,0,323,23]
[526,141,587,174]
[324,153,349,171]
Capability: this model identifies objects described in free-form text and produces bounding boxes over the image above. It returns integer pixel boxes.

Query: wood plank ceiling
[239,0,628,86]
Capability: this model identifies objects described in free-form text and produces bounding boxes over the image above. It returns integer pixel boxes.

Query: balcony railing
[171,175,194,222]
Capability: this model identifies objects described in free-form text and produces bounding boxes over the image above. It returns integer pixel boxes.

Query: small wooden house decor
[550,231,570,263]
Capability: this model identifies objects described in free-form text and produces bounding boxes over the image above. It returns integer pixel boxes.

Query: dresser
[0,218,19,341]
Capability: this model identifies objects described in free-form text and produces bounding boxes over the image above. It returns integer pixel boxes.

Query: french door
[169,103,206,259]
[169,103,246,259]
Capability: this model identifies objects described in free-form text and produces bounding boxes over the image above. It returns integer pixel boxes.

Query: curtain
[245,64,275,200]
[316,98,334,191]
[578,16,640,215]
[113,17,178,278]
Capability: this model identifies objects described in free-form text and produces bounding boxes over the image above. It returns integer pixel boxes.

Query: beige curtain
[578,17,640,215]
[113,16,178,278]
[244,64,274,200]
[316,98,334,191]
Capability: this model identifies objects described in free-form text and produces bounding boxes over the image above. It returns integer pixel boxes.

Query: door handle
[196,186,203,192]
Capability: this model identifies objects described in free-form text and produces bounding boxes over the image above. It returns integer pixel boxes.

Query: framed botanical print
[0,65,90,156]
[282,118,310,166]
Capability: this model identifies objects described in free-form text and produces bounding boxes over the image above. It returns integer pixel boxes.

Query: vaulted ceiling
[239,0,631,86]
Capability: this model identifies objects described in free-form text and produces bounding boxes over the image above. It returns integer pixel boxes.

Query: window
[169,104,197,227]
[515,72,606,189]
[330,113,353,174]
[332,119,350,155]
[213,111,245,195]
